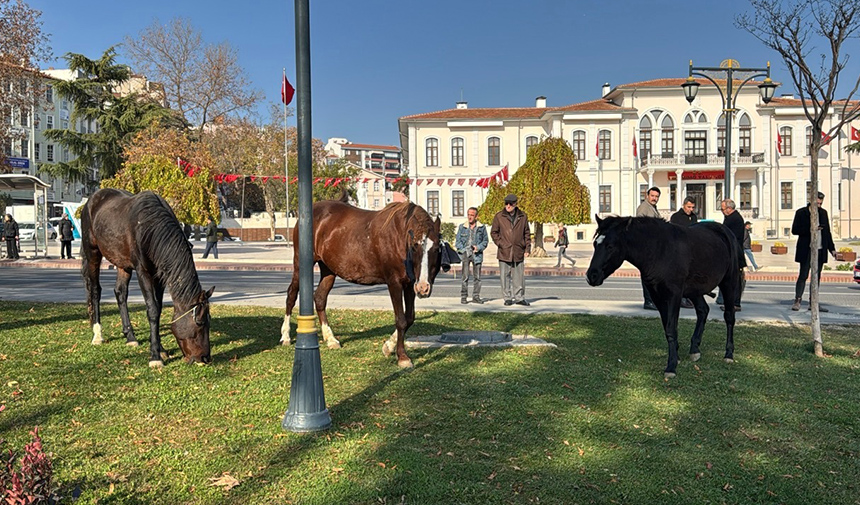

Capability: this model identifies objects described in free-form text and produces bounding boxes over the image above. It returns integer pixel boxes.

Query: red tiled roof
[400,107,549,120]
[554,98,631,112]
[343,143,400,151]
[615,77,768,88]
[767,97,860,108]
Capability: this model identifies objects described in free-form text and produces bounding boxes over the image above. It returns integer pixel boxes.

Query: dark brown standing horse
[281,200,442,368]
[80,188,214,367]
[586,216,740,378]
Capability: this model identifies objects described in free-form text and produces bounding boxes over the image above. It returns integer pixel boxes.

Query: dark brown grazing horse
[80,188,214,367]
[585,216,740,378]
[281,200,442,368]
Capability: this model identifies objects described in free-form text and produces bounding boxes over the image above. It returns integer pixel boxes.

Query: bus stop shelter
[1,174,51,258]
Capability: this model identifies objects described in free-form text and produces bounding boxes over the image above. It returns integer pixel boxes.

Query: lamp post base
[282,326,331,433]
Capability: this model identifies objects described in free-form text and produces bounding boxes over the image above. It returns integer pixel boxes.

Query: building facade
[398,81,860,241]
[325,138,403,177]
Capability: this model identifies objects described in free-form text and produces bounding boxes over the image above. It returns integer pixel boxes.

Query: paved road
[4,266,859,325]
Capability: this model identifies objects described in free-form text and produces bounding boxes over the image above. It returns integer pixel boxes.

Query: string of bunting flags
[177,159,509,188]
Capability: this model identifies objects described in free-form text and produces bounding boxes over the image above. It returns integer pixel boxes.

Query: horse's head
[405,214,442,298]
[170,286,215,364]
[586,215,628,287]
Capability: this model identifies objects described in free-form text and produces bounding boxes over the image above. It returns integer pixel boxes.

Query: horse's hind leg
[689,295,710,362]
[281,264,300,345]
[82,245,104,344]
[314,267,340,349]
[719,276,738,364]
[114,268,138,346]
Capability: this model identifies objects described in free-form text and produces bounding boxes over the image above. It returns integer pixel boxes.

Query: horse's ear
[595,214,603,225]
[625,217,634,230]
[434,215,441,234]
[205,286,215,299]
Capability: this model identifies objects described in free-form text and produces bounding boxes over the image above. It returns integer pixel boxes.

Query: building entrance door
[686,183,706,220]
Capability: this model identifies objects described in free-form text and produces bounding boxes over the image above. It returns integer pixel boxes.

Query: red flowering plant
[1,426,58,504]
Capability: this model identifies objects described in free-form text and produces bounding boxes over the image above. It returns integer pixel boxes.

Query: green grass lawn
[1,302,859,504]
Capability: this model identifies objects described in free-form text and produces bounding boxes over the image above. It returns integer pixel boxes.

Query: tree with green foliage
[478,136,590,256]
[40,47,179,182]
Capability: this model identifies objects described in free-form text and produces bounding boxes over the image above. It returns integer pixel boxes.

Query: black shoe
[515,300,530,306]
[643,302,658,311]
[680,298,694,309]
[504,300,513,306]
[460,299,468,304]
[472,297,485,304]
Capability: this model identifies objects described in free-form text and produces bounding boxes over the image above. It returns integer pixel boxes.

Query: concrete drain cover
[439,330,511,344]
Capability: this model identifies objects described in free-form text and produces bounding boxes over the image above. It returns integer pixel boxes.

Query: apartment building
[325,138,402,177]
[398,81,860,240]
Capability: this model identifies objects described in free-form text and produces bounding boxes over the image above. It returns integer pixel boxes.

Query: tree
[102,124,219,225]
[737,0,860,357]
[478,137,590,256]
[124,18,263,132]
[390,171,410,197]
[40,47,178,182]
[0,0,51,172]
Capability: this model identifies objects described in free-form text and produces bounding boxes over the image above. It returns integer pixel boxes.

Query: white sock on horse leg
[321,323,341,348]
[280,315,291,344]
[92,323,103,345]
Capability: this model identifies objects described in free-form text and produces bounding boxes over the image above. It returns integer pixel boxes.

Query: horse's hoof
[381,340,393,357]
[690,353,701,362]
[279,337,293,346]
[724,358,734,364]
[149,360,164,368]
[126,341,139,347]
[327,340,342,349]
[398,359,414,369]
[91,337,103,345]
[664,372,676,379]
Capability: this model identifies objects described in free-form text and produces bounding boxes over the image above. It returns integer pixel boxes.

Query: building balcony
[641,152,766,167]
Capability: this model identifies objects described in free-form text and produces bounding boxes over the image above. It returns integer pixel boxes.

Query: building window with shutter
[426,191,439,216]
[487,137,501,166]
[451,137,464,166]
[452,190,464,217]
[425,138,438,167]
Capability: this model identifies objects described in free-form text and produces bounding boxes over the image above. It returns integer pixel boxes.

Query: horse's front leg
[136,271,165,368]
[689,294,710,362]
[314,269,340,349]
[381,283,412,368]
[281,265,300,345]
[82,246,104,344]
[656,289,682,378]
[114,268,138,346]
[719,276,738,364]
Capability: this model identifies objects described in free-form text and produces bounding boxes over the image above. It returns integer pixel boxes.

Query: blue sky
[28,0,856,148]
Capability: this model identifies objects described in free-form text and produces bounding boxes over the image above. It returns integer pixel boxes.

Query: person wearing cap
[717,198,747,311]
[742,221,760,272]
[491,194,531,306]
[790,191,836,311]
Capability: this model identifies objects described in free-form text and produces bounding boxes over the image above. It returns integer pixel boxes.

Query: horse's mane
[380,202,436,238]
[133,192,202,305]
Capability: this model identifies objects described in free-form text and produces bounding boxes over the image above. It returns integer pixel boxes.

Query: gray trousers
[556,246,575,267]
[460,255,482,300]
[499,260,525,302]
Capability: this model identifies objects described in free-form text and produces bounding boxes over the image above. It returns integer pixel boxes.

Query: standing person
[790,192,836,311]
[454,207,489,304]
[491,194,531,306]
[3,214,19,260]
[742,221,760,272]
[58,214,74,259]
[201,217,219,259]
[669,196,698,308]
[636,187,662,310]
[717,199,747,311]
[554,225,575,268]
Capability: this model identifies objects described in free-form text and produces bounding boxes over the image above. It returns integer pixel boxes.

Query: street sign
[5,157,30,169]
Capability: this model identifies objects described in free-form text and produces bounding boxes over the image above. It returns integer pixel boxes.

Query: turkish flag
[777,132,782,154]
[281,75,295,105]
[822,131,833,145]
[852,126,860,141]
[632,137,638,158]
[502,163,509,182]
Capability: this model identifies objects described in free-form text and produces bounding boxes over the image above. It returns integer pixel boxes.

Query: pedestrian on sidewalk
[790,192,836,312]
[716,199,747,311]
[669,197,698,309]
[455,207,488,304]
[3,214,19,260]
[491,194,531,306]
[636,187,662,310]
[201,217,219,259]
[554,225,575,268]
[59,214,74,259]
[742,221,760,272]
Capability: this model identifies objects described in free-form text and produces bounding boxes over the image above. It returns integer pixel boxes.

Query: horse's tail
[79,198,94,274]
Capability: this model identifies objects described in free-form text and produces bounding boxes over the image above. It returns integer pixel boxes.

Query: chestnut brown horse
[586,216,740,379]
[281,200,443,368]
[80,188,214,367]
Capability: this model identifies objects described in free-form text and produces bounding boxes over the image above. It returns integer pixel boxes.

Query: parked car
[854,258,860,284]
[18,222,57,241]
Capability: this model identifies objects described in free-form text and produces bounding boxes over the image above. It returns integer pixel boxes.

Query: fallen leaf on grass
[208,472,240,492]
[487,470,497,480]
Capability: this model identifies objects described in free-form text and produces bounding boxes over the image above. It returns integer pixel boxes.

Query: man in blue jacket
[455,207,489,304]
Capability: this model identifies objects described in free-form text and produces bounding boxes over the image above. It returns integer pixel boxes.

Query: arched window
[425,138,438,167]
[598,130,612,160]
[661,116,674,157]
[525,135,539,152]
[639,116,652,160]
[684,113,695,124]
[487,137,501,166]
[572,131,586,160]
[738,114,751,155]
[779,126,792,156]
[451,137,464,166]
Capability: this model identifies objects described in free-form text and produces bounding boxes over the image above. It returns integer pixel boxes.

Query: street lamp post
[681,59,777,200]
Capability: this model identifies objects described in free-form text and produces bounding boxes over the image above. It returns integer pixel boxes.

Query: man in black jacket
[670,197,698,308]
[59,215,74,259]
[790,192,836,311]
[717,199,746,311]
[3,214,19,260]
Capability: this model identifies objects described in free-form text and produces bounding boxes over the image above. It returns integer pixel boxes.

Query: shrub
[440,222,456,243]
[0,427,57,504]
[773,242,786,247]
[835,263,853,271]
[751,240,761,246]
[837,246,854,253]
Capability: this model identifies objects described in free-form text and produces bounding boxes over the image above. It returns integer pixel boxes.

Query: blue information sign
[6,157,30,169]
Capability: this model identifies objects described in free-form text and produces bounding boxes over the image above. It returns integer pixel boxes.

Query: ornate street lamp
[682,59,777,199]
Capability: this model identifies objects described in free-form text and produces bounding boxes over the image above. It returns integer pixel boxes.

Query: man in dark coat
[636,186,662,310]
[790,191,836,311]
[670,196,698,308]
[58,214,74,259]
[3,214,19,260]
[491,194,531,306]
[201,217,219,259]
[717,199,746,311]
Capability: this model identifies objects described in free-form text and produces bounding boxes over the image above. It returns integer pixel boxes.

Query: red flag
[416,179,423,186]
[777,132,783,154]
[595,137,599,157]
[457,178,465,186]
[852,126,860,141]
[632,137,638,158]
[502,163,509,182]
[291,177,298,183]
[447,178,454,186]
[281,74,295,105]
[437,179,444,186]
[425,178,433,185]
[822,131,833,145]
[469,178,476,185]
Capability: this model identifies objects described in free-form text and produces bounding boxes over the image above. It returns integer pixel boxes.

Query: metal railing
[641,152,766,167]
